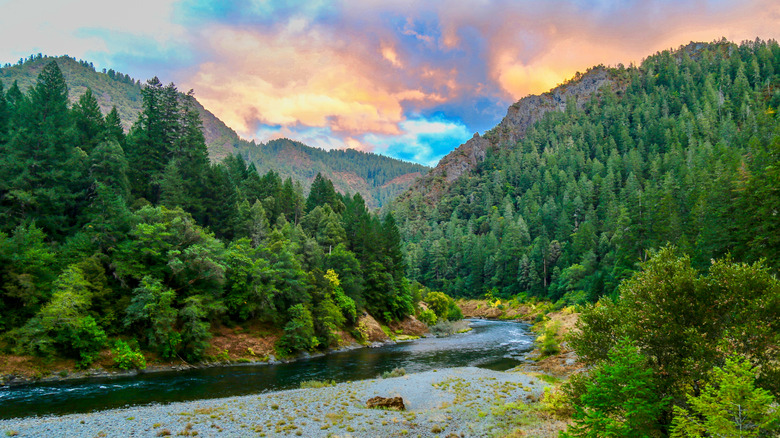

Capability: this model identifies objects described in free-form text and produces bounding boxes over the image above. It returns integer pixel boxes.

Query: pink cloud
[172,0,780,161]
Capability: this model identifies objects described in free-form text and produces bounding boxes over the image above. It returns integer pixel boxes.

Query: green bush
[538,321,561,356]
[424,291,450,319]
[111,340,146,370]
[300,379,336,389]
[671,355,780,437]
[418,309,437,326]
[571,248,780,398]
[381,367,407,378]
[277,304,317,354]
[562,338,669,437]
[446,301,463,321]
[15,265,108,368]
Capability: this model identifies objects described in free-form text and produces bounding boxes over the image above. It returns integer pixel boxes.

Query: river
[0,319,535,419]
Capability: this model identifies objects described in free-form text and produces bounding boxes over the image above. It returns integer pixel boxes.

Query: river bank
[0,366,558,437]
[0,313,429,388]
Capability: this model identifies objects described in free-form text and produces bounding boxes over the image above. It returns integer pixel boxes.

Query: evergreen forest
[0,54,428,209]
[0,62,414,365]
[390,38,780,434]
[393,39,780,304]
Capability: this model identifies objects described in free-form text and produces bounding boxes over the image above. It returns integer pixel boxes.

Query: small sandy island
[0,366,552,437]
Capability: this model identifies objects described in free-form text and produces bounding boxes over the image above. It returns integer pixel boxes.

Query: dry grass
[203,322,280,362]
[388,315,429,337]
[456,299,535,320]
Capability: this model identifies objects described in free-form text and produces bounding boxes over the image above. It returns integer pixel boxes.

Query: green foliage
[446,300,463,321]
[111,340,146,370]
[222,238,277,322]
[0,224,56,329]
[325,269,357,323]
[300,379,336,389]
[571,247,780,397]
[417,309,437,326]
[423,291,462,322]
[278,304,317,355]
[562,339,669,437]
[671,356,780,437]
[381,367,407,379]
[393,39,780,300]
[541,385,574,419]
[0,54,420,367]
[538,320,561,357]
[16,264,107,367]
[424,291,450,319]
[124,276,180,359]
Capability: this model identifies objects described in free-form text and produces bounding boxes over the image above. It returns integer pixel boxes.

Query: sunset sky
[2,0,779,165]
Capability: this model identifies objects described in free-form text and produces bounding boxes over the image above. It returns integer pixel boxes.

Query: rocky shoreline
[0,366,552,437]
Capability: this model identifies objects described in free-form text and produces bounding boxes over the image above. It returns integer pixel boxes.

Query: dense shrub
[111,340,146,370]
[671,356,780,437]
[417,309,437,326]
[562,339,668,437]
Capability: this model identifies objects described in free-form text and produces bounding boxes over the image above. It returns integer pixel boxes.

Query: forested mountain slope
[391,39,780,301]
[0,55,427,208]
[0,61,414,366]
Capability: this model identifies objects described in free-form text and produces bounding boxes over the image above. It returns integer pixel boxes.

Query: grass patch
[381,367,407,379]
[300,379,336,389]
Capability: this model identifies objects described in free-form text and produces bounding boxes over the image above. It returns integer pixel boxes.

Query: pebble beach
[0,366,550,437]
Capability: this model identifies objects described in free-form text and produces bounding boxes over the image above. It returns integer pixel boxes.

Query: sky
[1,1,779,166]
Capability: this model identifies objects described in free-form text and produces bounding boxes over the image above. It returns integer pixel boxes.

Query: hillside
[391,39,780,301]
[399,66,616,206]
[0,58,416,371]
[0,55,427,208]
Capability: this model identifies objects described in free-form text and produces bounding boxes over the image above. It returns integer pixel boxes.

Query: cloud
[2,0,780,166]
[185,24,448,139]
[0,0,186,75]
[362,116,472,166]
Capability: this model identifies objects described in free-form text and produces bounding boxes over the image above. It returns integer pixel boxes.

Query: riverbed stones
[366,396,405,410]
[0,367,552,437]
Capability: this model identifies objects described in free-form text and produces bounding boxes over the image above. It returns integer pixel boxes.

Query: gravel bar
[0,366,550,437]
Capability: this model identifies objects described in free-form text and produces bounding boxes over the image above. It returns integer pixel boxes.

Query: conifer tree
[71,89,105,154]
[0,61,87,237]
[104,106,125,144]
[0,80,7,142]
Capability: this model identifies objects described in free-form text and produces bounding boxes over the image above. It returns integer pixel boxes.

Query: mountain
[0,55,427,208]
[391,38,780,301]
[236,137,427,208]
[397,66,616,206]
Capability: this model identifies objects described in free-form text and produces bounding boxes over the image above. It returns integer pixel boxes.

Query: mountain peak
[399,65,618,205]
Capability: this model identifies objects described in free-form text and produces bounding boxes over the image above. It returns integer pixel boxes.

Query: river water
[0,319,534,419]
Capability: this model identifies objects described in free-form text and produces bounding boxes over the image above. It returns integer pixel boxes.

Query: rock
[366,396,405,411]
[357,314,391,343]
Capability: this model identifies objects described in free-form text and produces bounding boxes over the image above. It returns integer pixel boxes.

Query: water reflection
[0,319,534,419]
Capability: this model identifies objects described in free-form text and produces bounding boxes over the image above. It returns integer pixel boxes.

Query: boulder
[366,396,405,411]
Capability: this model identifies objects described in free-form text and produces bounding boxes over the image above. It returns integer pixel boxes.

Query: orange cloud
[186,26,449,140]
[481,0,780,99]
[177,0,780,155]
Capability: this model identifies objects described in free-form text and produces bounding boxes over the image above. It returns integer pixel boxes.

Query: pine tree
[72,89,105,154]
[104,106,125,145]
[0,80,8,142]
[0,61,87,238]
[125,78,178,203]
